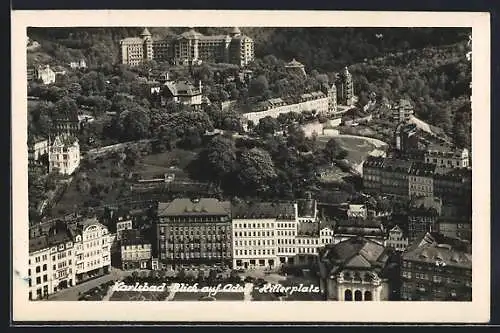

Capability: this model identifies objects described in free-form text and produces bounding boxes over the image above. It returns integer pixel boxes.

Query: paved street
[46,268,132,301]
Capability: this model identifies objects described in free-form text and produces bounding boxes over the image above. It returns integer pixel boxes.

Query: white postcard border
[12,10,491,323]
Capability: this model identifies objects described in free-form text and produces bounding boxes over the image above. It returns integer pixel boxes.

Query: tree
[237,148,277,195]
[204,136,238,185]
[323,138,343,164]
[254,116,279,137]
[249,75,269,97]
[116,106,151,141]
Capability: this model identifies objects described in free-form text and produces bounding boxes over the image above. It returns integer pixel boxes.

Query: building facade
[120,27,254,67]
[71,218,112,283]
[28,224,76,300]
[36,65,56,84]
[120,229,152,270]
[242,84,339,128]
[231,202,297,269]
[156,198,233,269]
[28,136,49,173]
[424,146,469,172]
[433,169,472,205]
[362,156,413,200]
[407,197,442,242]
[318,236,392,301]
[384,225,409,252]
[48,134,80,175]
[392,99,414,123]
[401,232,472,301]
[408,162,436,198]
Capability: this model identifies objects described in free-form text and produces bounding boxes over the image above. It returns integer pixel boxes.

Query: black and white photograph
[12,10,490,322]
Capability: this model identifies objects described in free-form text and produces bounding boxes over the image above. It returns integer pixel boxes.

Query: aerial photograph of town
[25,26,472,303]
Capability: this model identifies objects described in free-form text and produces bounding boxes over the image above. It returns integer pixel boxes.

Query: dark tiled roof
[403,232,471,268]
[231,202,295,220]
[29,225,74,253]
[408,161,436,176]
[319,236,389,274]
[158,198,231,217]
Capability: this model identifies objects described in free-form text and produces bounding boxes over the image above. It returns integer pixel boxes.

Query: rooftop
[408,161,436,176]
[165,80,201,97]
[403,232,472,268]
[158,198,231,217]
[231,201,296,220]
[29,223,74,253]
[297,199,316,218]
[319,236,389,274]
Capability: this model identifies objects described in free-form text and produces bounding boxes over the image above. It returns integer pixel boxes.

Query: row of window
[235,249,274,256]
[235,239,274,247]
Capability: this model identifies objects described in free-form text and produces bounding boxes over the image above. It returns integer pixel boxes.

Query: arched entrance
[344,289,353,301]
[364,290,373,301]
[354,290,363,301]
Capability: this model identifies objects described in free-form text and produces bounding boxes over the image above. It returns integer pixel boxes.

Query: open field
[317,135,384,165]
[134,149,199,180]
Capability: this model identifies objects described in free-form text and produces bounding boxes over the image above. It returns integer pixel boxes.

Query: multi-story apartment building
[335,67,354,106]
[119,27,254,67]
[36,65,56,85]
[392,98,414,123]
[70,218,112,283]
[231,202,297,269]
[28,223,76,300]
[28,218,111,299]
[242,83,339,128]
[362,156,413,200]
[401,232,472,301]
[120,229,152,270]
[408,162,436,198]
[48,134,80,175]
[318,236,392,301]
[384,225,409,252]
[424,145,469,172]
[436,203,472,243]
[433,168,472,205]
[407,196,442,242]
[156,198,233,269]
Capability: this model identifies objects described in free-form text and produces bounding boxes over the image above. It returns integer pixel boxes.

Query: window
[36,266,40,273]
[43,274,48,282]
[36,277,41,285]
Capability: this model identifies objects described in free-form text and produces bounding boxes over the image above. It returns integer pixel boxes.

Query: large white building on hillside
[48,134,80,175]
